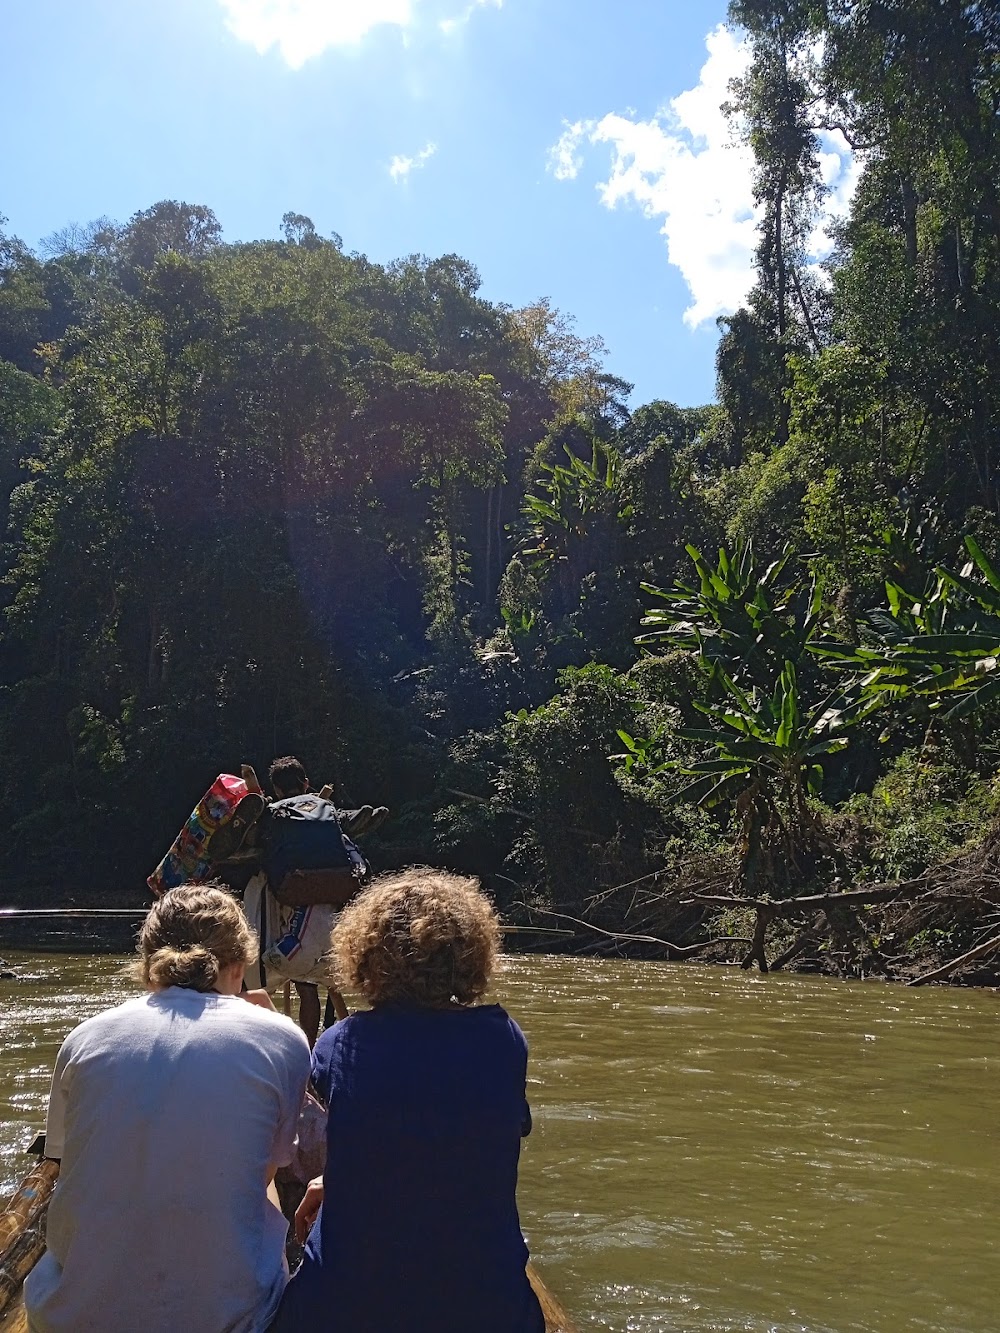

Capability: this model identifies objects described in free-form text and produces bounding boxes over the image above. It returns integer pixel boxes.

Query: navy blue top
[270,1003,545,1333]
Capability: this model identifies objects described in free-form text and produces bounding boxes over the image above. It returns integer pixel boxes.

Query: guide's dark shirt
[271,1002,545,1333]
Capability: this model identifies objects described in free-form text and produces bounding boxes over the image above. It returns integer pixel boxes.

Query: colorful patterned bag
[147,774,265,897]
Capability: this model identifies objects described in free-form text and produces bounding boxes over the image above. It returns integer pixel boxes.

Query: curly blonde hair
[136,883,257,992]
[333,868,500,1008]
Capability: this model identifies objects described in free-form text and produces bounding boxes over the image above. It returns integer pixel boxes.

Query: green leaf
[941,674,1000,719]
[964,535,1000,593]
[805,737,849,756]
[682,758,753,774]
[938,567,1000,616]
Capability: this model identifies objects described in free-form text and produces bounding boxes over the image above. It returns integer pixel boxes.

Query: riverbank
[516,832,1000,989]
[4,809,1000,986]
[2,896,997,988]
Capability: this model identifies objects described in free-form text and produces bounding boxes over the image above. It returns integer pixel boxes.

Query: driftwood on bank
[517,840,1000,983]
[527,905,751,957]
[470,788,1000,982]
[688,883,923,912]
[907,933,1000,986]
[679,820,1000,980]
[767,915,825,972]
[523,876,935,973]
[557,820,1000,981]
[681,884,921,973]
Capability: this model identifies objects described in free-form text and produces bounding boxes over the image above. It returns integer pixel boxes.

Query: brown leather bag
[271,867,367,908]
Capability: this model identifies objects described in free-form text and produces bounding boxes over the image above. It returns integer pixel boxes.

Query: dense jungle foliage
[4,1,1000,976]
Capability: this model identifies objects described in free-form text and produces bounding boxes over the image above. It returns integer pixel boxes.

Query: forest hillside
[3,1,1000,980]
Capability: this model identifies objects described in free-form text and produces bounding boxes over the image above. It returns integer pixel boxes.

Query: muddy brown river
[2,952,998,1330]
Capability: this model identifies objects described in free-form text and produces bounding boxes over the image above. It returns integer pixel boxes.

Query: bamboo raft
[0,1152,575,1333]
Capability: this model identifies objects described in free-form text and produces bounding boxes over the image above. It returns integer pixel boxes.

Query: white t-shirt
[24,988,311,1333]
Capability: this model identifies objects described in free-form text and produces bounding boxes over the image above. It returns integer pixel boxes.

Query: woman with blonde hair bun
[25,884,311,1333]
[271,868,545,1333]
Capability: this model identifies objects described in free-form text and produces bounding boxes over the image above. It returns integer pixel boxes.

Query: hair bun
[146,943,220,992]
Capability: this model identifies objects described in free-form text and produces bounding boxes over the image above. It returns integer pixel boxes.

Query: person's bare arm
[294,1177,325,1244]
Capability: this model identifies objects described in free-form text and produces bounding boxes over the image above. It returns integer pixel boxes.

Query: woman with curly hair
[270,868,545,1333]
[24,884,311,1333]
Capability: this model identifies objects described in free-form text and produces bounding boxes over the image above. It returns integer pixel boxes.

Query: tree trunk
[900,174,918,268]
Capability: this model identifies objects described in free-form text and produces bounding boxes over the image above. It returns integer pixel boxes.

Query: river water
[1,952,998,1331]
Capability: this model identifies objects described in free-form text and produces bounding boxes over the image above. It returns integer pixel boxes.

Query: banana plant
[518,439,620,571]
[671,660,866,884]
[631,544,878,884]
[637,542,822,692]
[815,535,1000,722]
[896,537,1000,719]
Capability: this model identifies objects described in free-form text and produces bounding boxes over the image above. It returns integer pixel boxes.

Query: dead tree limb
[687,883,925,912]
[584,869,674,909]
[741,904,774,972]
[908,934,1000,987]
[527,907,750,957]
[446,788,535,821]
[687,883,930,974]
[769,914,825,972]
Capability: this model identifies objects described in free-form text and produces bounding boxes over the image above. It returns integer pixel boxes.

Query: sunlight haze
[0,0,821,406]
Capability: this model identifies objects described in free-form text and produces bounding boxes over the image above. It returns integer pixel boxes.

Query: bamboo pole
[527,1262,577,1333]
[0,1297,27,1333]
[0,1157,60,1322]
[0,909,570,934]
[0,1160,59,1260]
[0,1224,46,1319]
[0,908,147,918]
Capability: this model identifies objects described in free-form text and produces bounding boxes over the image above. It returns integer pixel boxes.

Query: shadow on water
[2,950,999,1331]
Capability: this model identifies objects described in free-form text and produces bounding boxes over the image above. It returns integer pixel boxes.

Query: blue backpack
[263,793,368,906]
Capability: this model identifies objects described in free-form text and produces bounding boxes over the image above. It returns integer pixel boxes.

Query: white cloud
[219,0,413,68]
[810,128,862,261]
[389,141,438,183]
[547,120,594,182]
[219,0,500,66]
[440,0,502,36]
[549,25,860,329]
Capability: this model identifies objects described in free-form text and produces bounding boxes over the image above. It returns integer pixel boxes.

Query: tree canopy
[5,1,1000,986]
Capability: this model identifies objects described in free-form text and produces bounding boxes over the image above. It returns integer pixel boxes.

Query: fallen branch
[445,788,534,821]
[687,882,925,912]
[527,907,750,957]
[768,914,825,972]
[499,925,575,936]
[907,933,1000,987]
[584,869,672,909]
[685,881,931,974]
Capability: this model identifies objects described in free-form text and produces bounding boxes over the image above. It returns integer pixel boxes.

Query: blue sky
[2,1,856,408]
